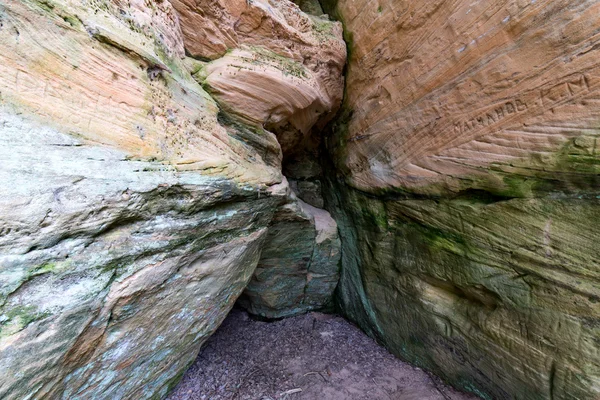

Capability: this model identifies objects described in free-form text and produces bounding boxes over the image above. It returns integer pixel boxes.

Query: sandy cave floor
[166,308,479,400]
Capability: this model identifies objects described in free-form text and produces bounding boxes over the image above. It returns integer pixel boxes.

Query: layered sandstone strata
[0,0,344,398]
[321,1,600,399]
[168,0,346,320]
[169,0,346,157]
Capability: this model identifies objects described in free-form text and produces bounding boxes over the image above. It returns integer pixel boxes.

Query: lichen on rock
[321,0,600,399]
[0,0,345,398]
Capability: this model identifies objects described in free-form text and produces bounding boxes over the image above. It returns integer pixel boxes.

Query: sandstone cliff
[2,0,599,399]
[321,0,600,399]
[0,0,344,398]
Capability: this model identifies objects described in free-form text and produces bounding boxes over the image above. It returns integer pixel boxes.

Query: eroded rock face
[167,0,346,321]
[322,0,600,399]
[0,0,282,183]
[203,46,329,144]
[169,0,346,151]
[0,0,343,398]
[0,105,280,399]
[238,184,341,319]
[328,0,600,197]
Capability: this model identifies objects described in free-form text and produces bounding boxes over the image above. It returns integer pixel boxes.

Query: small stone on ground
[167,308,479,400]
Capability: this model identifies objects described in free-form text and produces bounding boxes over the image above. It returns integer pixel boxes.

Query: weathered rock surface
[327,0,600,197]
[166,0,346,320]
[169,0,346,153]
[0,0,281,182]
[202,46,330,147]
[0,0,343,398]
[168,0,345,98]
[238,185,341,319]
[0,103,282,399]
[322,0,600,399]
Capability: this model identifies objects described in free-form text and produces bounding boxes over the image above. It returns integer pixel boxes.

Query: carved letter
[495,107,505,120]
[505,102,516,114]
[515,99,527,111]
[568,75,588,96]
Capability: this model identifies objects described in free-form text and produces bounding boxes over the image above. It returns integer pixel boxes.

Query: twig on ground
[279,388,302,398]
[303,371,328,382]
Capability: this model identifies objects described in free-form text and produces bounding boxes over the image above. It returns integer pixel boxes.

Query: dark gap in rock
[449,188,517,205]
[291,0,324,16]
[233,119,343,320]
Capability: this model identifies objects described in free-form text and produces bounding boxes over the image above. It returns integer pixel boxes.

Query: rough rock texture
[168,0,345,106]
[166,0,346,320]
[291,0,324,16]
[170,0,347,224]
[0,0,343,398]
[238,188,341,319]
[0,104,285,400]
[321,0,600,399]
[201,46,329,147]
[0,0,282,181]
[169,0,346,158]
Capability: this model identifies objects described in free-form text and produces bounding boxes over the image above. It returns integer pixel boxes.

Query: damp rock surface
[167,308,478,400]
[320,0,600,398]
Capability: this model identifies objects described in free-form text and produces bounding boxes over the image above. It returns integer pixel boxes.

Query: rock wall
[168,0,346,320]
[0,0,344,398]
[322,0,600,399]
[239,186,341,319]
[7,0,598,398]
[171,0,347,216]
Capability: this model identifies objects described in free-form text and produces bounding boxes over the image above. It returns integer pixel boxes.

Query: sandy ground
[167,308,479,400]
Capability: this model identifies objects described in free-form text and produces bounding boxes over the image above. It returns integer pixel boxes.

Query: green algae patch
[484,137,600,198]
[27,262,58,278]
[418,224,471,258]
[310,16,337,40]
[246,46,309,79]
[334,131,600,199]
[0,305,51,337]
[323,170,600,400]
[27,0,84,30]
